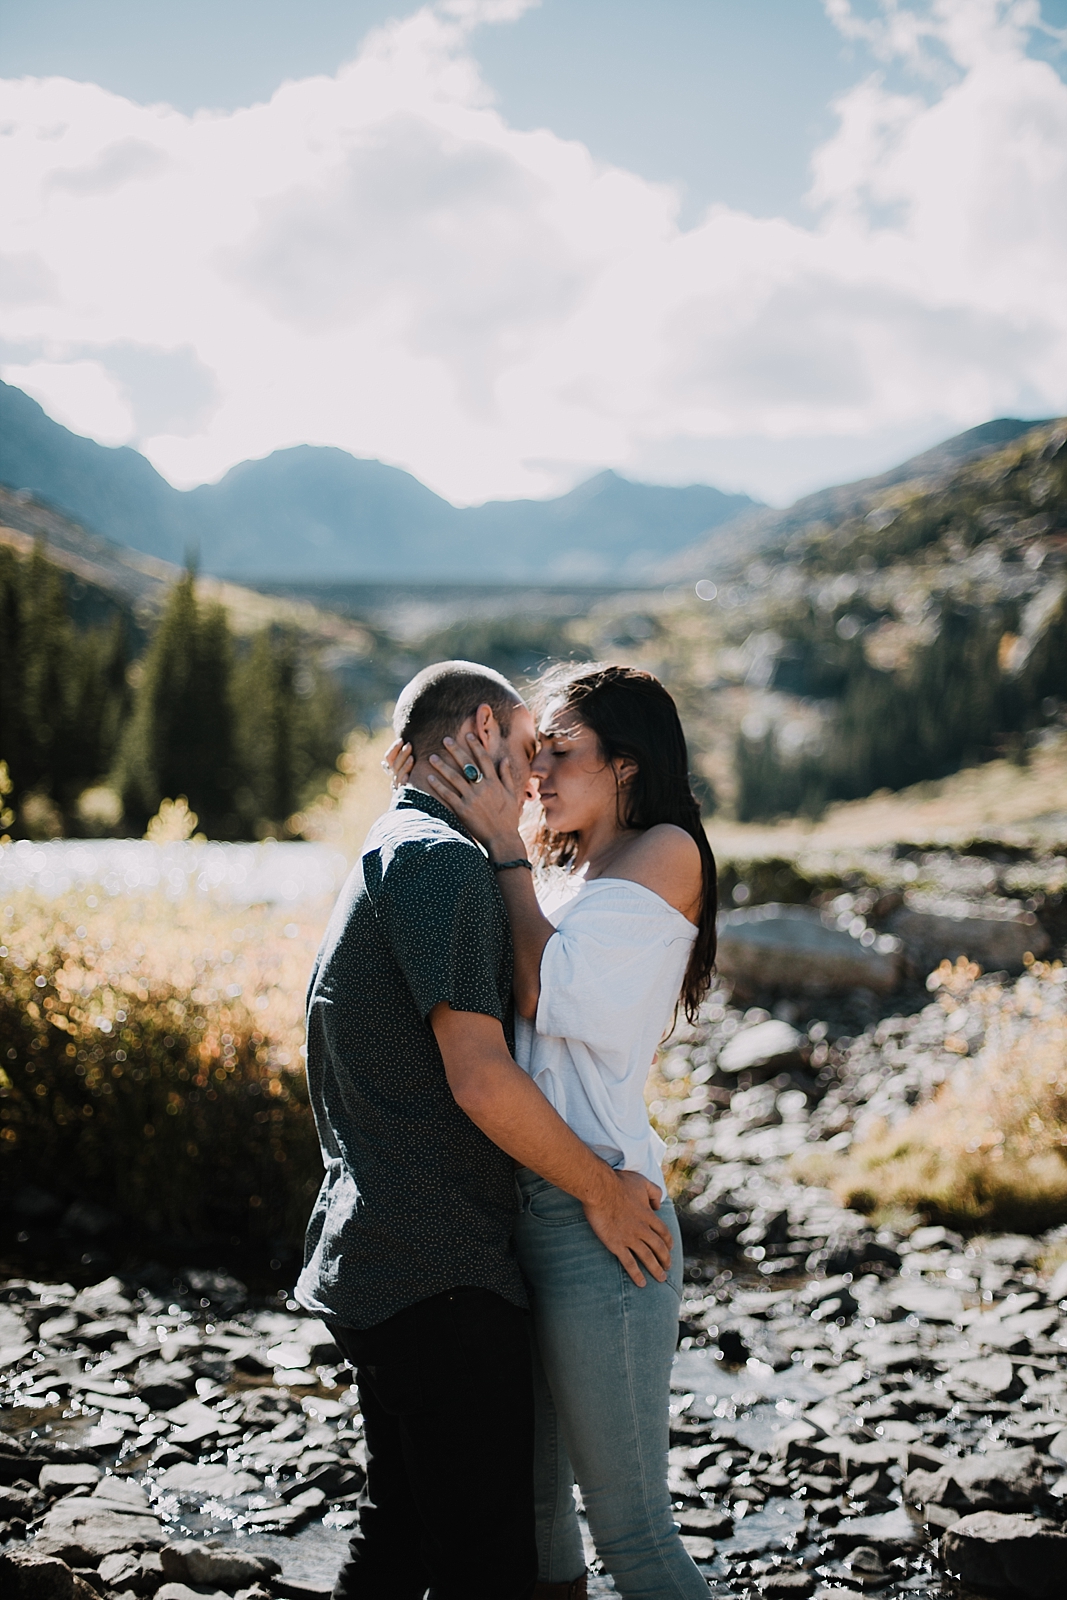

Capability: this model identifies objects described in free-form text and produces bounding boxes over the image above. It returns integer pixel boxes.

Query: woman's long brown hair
[530,662,717,1022]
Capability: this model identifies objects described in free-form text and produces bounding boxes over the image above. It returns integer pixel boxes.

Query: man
[296,660,672,1600]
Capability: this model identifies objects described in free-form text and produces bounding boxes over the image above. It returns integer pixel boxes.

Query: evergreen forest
[0,545,345,840]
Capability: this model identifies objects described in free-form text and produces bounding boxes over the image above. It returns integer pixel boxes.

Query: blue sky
[2,1,1066,504]
[1,1,862,223]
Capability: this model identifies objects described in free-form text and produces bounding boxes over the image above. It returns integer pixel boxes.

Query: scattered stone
[39,1465,102,1498]
[3,924,1067,1600]
[717,1020,806,1076]
[97,1550,163,1595]
[155,1585,227,1600]
[34,1490,164,1563]
[939,1510,1067,1598]
[716,904,901,996]
[946,1354,1018,1397]
[160,1542,280,1588]
[905,1448,1044,1514]
[832,1507,923,1548]
[887,896,1050,973]
[0,1550,100,1600]
[157,1463,261,1498]
[133,1362,194,1410]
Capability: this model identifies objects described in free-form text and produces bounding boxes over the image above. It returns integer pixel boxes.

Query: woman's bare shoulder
[609,825,703,920]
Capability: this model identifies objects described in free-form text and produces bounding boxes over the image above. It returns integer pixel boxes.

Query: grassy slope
[705,731,1067,858]
[0,486,373,652]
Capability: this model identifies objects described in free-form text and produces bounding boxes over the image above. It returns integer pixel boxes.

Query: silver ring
[462,762,483,784]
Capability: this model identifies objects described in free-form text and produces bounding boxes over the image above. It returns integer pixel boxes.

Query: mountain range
[0,382,756,582]
[662,415,1051,579]
[0,380,1053,587]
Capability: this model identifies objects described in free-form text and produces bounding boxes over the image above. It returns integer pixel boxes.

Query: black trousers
[329,1287,537,1600]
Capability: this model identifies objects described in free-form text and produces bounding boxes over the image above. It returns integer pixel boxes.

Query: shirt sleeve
[375,836,508,1024]
[536,886,692,1066]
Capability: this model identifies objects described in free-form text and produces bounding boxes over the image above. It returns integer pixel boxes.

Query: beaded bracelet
[491,858,533,873]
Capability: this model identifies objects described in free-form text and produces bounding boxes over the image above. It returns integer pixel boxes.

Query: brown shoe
[532,1578,587,1600]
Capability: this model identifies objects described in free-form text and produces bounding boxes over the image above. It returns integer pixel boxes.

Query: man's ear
[472,702,497,749]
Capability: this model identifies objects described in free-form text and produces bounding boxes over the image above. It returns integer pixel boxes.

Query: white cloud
[6,357,134,444]
[0,0,1064,505]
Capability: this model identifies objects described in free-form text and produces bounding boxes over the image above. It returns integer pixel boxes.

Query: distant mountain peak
[0,380,757,582]
[662,415,1055,581]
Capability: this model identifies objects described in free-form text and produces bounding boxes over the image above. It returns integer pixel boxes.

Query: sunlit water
[0,839,350,906]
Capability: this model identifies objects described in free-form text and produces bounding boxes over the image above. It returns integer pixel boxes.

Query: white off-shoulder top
[514,876,697,1197]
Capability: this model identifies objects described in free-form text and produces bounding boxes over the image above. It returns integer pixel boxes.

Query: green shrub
[0,895,322,1250]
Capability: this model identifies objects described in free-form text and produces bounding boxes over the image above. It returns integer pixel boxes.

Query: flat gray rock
[940,1511,1067,1599]
[832,1507,923,1548]
[887,896,1050,974]
[133,1360,194,1409]
[97,1550,163,1595]
[888,1281,964,1321]
[718,1019,805,1075]
[905,1448,1044,1513]
[156,1585,228,1600]
[0,1548,99,1600]
[161,1541,280,1587]
[157,1462,261,1497]
[716,904,901,996]
[947,1354,1017,1397]
[33,1497,164,1563]
[88,1476,151,1512]
[757,1575,815,1597]
[39,1464,102,1496]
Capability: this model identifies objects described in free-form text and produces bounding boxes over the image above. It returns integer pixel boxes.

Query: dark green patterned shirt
[296,786,526,1329]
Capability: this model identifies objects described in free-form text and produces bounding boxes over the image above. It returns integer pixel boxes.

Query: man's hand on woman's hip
[581,1169,672,1289]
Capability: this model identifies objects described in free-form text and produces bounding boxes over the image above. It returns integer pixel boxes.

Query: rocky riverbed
[4,872,1067,1598]
[3,1182,1067,1598]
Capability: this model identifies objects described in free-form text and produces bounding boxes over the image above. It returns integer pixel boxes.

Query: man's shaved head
[394,660,524,759]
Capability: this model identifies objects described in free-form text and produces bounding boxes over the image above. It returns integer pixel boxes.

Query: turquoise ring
[462,762,483,783]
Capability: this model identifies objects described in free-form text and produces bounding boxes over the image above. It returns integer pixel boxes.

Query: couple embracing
[296,658,718,1600]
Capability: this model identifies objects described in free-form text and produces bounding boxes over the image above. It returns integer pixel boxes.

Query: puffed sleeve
[535,884,692,1073]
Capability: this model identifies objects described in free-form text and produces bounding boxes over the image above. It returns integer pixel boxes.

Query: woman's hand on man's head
[381,738,415,789]
[425,734,525,858]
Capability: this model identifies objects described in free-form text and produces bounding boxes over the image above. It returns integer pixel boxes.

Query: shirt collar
[393,783,476,843]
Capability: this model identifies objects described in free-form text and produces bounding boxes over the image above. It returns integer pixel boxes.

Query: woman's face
[530,701,636,835]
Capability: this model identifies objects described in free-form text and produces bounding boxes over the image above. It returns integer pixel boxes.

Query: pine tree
[232,625,344,834]
[20,543,76,800]
[117,572,241,837]
[0,547,27,796]
[234,627,297,829]
[0,543,133,828]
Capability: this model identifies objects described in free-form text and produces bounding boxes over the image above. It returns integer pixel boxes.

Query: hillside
[574,416,1067,819]
[661,416,1051,582]
[0,381,756,582]
[0,485,373,658]
[704,729,1067,859]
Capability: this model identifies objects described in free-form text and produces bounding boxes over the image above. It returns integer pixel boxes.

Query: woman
[392,662,717,1600]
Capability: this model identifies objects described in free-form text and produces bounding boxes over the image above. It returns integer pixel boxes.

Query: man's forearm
[460,1049,615,1204]
[485,831,554,1017]
[430,1005,671,1285]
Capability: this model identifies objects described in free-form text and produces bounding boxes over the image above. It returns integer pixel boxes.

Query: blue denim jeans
[515,1170,707,1599]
